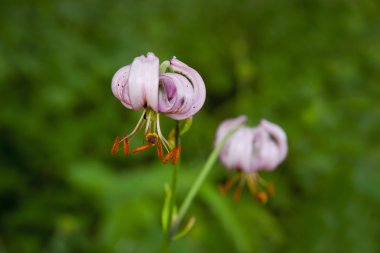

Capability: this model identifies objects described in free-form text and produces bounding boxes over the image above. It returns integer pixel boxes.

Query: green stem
[174,125,241,231]
[160,121,180,253]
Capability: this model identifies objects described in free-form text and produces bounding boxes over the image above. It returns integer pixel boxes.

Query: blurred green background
[1,0,380,252]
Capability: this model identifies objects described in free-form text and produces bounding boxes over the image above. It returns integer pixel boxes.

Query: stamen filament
[220,173,240,195]
[120,109,147,143]
[156,113,171,152]
[246,175,257,196]
[123,136,129,156]
[145,110,152,135]
[233,176,246,201]
[111,136,120,155]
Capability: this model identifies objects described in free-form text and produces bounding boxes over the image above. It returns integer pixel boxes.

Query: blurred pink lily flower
[215,116,287,172]
[215,116,288,202]
[111,52,206,163]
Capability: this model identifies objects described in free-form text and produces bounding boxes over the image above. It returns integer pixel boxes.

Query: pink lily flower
[111,53,206,162]
[215,116,287,172]
[215,116,288,201]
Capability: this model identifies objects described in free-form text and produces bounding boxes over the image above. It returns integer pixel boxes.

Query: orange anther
[123,137,129,156]
[172,144,181,165]
[111,136,120,155]
[156,140,163,160]
[257,191,268,204]
[233,185,242,202]
[132,143,152,153]
[163,147,177,164]
[221,174,240,195]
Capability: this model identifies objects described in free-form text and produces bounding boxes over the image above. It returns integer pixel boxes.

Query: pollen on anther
[111,136,120,155]
[172,144,181,165]
[257,191,268,204]
[132,143,152,153]
[163,148,177,164]
[156,141,163,160]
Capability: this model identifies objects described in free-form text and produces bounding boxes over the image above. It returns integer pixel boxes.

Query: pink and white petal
[158,73,193,119]
[260,119,288,162]
[111,65,133,109]
[128,53,159,110]
[215,115,247,147]
[169,58,206,118]
[144,52,160,111]
[220,127,253,172]
[256,140,281,171]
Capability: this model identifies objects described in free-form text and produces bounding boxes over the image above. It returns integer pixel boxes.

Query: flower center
[219,171,274,203]
[111,108,181,165]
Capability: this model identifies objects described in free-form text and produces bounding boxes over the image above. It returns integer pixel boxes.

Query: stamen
[111,136,120,155]
[121,109,147,142]
[145,110,151,135]
[256,191,268,204]
[156,140,163,160]
[163,147,177,164]
[156,113,171,152]
[246,174,257,196]
[123,136,129,156]
[172,144,181,165]
[132,143,152,153]
[233,175,246,201]
[233,185,242,201]
[220,173,240,195]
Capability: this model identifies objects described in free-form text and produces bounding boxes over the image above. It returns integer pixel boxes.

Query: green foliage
[1,0,380,252]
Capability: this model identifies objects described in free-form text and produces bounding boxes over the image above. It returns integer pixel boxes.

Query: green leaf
[161,184,172,232]
[173,216,196,241]
[180,117,193,136]
[200,184,252,253]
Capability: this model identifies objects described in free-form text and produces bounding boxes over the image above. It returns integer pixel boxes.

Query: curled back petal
[214,115,247,147]
[169,58,206,118]
[111,65,133,109]
[259,119,288,163]
[248,127,281,171]
[158,73,194,120]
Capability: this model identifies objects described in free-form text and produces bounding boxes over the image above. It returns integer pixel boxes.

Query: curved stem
[174,124,241,230]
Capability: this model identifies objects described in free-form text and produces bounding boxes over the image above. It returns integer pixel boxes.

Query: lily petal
[215,115,247,147]
[169,57,206,119]
[158,73,194,120]
[128,52,159,111]
[220,127,253,172]
[259,119,288,163]
[249,127,281,171]
[111,65,133,109]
